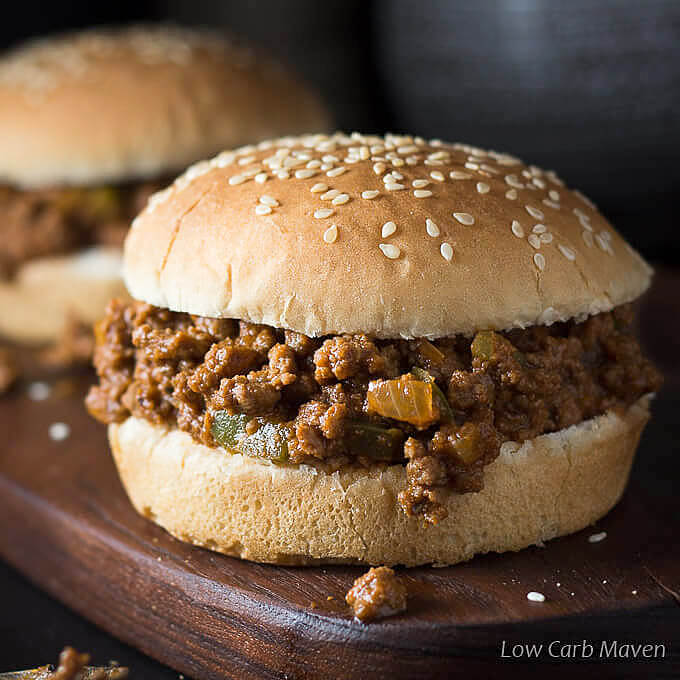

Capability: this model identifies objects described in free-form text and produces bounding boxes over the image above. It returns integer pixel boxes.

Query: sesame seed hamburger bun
[101,132,657,566]
[0,26,331,188]
[124,133,651,338]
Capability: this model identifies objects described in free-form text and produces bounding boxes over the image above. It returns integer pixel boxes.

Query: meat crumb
[48,647,89,680]
[0,346,17,395]
[346,566,407,622]
[43,647,128,679]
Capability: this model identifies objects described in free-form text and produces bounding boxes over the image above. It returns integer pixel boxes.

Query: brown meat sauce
[0,180,165,279]
[86,301,661,522]
[346,566,407,622]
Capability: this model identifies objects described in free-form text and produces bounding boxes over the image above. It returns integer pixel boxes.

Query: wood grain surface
[0,273,679,680]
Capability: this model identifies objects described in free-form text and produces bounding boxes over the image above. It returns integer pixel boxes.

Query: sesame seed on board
[49,422,70,441]
[526,591,546,603]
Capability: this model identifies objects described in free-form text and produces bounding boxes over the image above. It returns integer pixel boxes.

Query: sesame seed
[254,173,268,184]
[397,144,418,154]
[532,177,546,189]
[307,160,322,169]
[259,195,279,207]
[453,212,474,225]
[505,174,524,189]
[379,243,400,259]
[575,189,596,209]
[238,155,256,165]
[549,190,560,201]
[323,224,338,243]
[27,381,50,401]
[49,422,70,441]
[283,157,305,169]
[578,214,592,230]
[228,175,247,186]
[310,183,328,193]
[382,221,397,238]
[332,193,350,205]
[295,168,317,179]
[373,162,386,174]
[412,179,430,188]
[450,171,472,180]
[540,233,553,244]
[275,170,290,179]
[322,154,339,163]
[476,182,490,194]
[480,163,499,175]
[528,234,541,249]
[414,189,433,198]
[596,234,613,254]
[588,531,607,543]
[255,204,272,215]
[385,183,406,191]
[511,220,524,238]
[505,189,518,200]
[426,219,440,237]
[525,205,544,220]
[582,230,595,247]
[214,151,235,168]
[527,591,546,603]
[430,171,445,182]
[546,170,565,186]
[558,244,576,261]
[440,242,454,261]
[321,189,341,200]
[532,224,547,234]
[314,208,334,219]
[533,253,546,271]
[327,167,347,177]
[464,162,479,170]
[391,171,404,180]
[542,199,561,210]
[361,190,379,199]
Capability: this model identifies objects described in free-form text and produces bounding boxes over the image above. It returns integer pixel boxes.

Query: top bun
[0,26,331,188]
[124,132,652,338]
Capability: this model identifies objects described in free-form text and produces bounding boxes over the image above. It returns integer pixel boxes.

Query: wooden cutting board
[0,370,678,680]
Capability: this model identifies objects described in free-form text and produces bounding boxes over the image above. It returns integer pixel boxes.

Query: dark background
[1,0,679,263]
[0,1,678,676]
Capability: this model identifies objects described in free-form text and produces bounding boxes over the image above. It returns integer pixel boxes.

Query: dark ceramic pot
[374,0,680,258]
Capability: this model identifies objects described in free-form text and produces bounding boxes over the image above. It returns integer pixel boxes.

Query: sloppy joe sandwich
[0,26,330,343]
[87,132,661,566]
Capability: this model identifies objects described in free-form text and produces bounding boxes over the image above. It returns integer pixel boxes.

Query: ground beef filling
[0,180,164,279]
[346,566,407,622]
[86,301,662,523]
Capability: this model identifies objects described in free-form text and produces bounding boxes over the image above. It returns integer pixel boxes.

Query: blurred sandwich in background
[0,25,331,346]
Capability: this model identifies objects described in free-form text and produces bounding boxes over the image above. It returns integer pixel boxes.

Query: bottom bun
[109,396,651,567]
[0,247,127,343]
